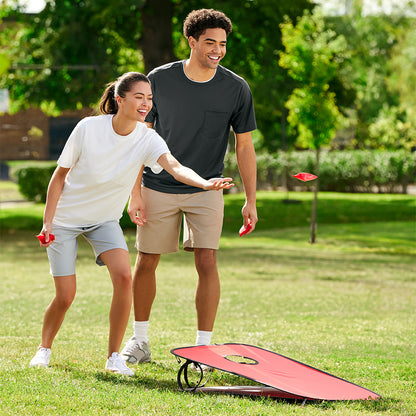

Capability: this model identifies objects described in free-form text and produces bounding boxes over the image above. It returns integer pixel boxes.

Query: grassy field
[1,188,415,415]
[0,180,25,202]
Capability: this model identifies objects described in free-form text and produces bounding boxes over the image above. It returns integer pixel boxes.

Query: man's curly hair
[183,9,232,40]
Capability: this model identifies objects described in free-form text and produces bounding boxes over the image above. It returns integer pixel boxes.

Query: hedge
[15,150,415,202]
[224,149,415,194]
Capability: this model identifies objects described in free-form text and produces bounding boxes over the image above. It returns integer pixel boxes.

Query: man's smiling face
[189,28,227,70]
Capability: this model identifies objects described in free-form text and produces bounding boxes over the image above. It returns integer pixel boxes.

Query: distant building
[0,108,91,161]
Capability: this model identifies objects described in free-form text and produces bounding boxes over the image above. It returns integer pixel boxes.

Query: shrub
[16,166,56,202]
[224,149,416,193]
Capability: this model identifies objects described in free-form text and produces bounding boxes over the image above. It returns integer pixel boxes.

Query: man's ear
[188,36,197,49]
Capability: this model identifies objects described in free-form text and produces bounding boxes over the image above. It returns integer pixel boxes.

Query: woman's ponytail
[99,82,118,114]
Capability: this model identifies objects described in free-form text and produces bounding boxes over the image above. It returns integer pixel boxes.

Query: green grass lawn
[1,210,415,414]
[0,180,25,202]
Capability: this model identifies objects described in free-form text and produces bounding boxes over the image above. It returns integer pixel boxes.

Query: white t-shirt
[53,114,169,227]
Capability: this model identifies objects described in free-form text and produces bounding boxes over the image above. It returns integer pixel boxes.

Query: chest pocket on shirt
[201,111,230,140]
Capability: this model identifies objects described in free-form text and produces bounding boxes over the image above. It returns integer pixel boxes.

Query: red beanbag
[36,234,55,244]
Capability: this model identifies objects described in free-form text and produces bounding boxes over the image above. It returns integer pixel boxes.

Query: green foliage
[279,8,347,150]
[224,149,416,194]
[1,0,312,150]
[388,24,416,112]
[335,13,399,123]
[0,0,145,113]
[311,150,415,193]
[327,9,416,148]
[16,166,55,202]
[368,105,416,151]
[285,88,341,149]
[2,1,416,152]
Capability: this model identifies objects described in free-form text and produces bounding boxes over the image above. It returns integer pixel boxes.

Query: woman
[29,72,233,375]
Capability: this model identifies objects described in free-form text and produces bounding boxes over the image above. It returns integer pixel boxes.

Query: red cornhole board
[171,344,380,401]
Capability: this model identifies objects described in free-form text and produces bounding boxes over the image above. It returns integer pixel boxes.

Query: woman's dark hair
[99,72,150,115]
[183,9,232,40]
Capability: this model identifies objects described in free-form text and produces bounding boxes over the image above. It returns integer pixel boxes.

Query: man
[121,8,257,364]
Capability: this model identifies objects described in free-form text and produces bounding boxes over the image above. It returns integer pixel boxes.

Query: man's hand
[127,195,147,226]
[241,201,257,235]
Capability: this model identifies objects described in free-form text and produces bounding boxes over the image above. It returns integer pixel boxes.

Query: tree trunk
[310,148,320,244]
[281,112,288,194]
[139,0,177,73]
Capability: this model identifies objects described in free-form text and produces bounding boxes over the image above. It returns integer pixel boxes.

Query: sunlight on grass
[1,221,415,415]
[0,180,24,201]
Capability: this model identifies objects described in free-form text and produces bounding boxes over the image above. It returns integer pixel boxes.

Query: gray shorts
[46,221,128,277]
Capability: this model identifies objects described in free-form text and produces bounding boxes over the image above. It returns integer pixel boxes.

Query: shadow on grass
[96,370,179,391]
[96,367,395,411]
[53,360,178,391]
[90,359,393,411]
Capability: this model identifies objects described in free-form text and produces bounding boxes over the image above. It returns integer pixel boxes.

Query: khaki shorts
[136,187,224,254]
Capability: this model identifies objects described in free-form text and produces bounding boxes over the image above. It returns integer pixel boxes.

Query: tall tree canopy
[1,0,312,151]
[1,0,414,152]
[1,0,146,113]
[326,3,416,149]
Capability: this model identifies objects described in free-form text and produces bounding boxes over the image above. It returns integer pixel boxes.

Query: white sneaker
[105,352,134,376]
[29,347,51,368]
[120,337,151,364]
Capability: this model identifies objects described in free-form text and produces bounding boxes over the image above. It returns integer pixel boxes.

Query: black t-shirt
[144,60,257,194]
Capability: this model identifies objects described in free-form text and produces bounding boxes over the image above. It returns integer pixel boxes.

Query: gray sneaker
[120,337,151,364]
[29,347,51,368]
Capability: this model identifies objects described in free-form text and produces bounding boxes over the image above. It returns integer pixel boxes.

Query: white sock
[134,321,149,343]
[195,330,212,346]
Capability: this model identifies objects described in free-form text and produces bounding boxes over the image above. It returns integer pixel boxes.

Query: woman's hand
[203,177,234,191]
[157,153,234,191]
[127,195,147,226]
[37,223,55,247]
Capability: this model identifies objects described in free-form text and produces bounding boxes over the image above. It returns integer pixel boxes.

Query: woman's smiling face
[117,81,153,123]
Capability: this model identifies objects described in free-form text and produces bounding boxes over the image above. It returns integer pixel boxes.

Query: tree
[279,8,347,243]
[1,1,145,113]
[377,22,416,152]
[137,0,177,72]
[1,0,313,151]
[326,4,415,149]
